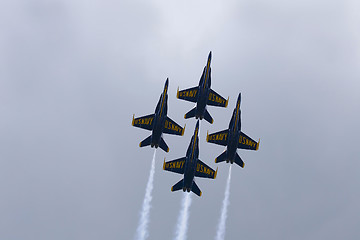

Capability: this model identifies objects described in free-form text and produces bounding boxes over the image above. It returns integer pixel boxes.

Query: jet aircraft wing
[163,157,186,174]
[177,86,199,103]
[207,89,228,107]
[195,159,217,179]
[238,131,259,150]
[163,116,185,136]
[132,114,155,131]
[206,129,229,146]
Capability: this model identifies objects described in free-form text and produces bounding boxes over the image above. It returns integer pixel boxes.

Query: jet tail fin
[234,152,245,168]
[159,137,169,153]
[184,107,197,119]
[204,109,214,124]
[139,135,152,148]
[171,179,184,192]
[191,181,202,197]
[215,150,227,163]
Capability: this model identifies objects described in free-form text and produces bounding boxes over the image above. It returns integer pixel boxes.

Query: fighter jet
[206,93,259,168]
[132,78,185,153]
[177,51,228,124]
[163,120,217,197]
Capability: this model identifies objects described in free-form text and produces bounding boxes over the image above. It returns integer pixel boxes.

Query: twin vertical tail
[215,151,244,168]
[171,179,202,197]
[139,136,169,153]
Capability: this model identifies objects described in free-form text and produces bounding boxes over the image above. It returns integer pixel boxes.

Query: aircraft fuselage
[151,82,168,147]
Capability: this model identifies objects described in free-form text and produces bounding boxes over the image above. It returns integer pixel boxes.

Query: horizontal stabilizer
[238,132,259,151]
[163,116,185,136]
[207,129,228,146]
[191,181,202,197]
[215,150,227,163]
[207,89,228,108]
[159,137,169,153]
[195,159,217,179]
[234,152,245,168]
[163,157,186,174]
[184,107,197,119]
[177,86,199,103]
[132,114,155,131]
[203,109,214,124]
[171,179,184,192]
[139,135,152,148]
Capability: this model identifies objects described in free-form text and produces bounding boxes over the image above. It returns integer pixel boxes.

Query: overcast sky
[1,0,360,239]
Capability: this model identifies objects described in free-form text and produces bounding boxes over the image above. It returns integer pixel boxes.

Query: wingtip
[211,119,214,124]
[215,157,217,163]
[177,87,179,98]
[199,191,202,197]
[132,114,135,126]
[182,124,186,136]
[206,131,209,142]
[184,114,187,119]
[242,162,245,168]
[171,186,174,192]
[225,97,229,108]
[163,158,166,170]
[166,147,169,153]
[256,138,260,151]
[139,142,142,147]
[214,167,218,179]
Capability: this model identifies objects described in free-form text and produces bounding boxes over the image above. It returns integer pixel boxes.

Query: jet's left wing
[238,131,260,150]
[163,116,185,136]
[132,114,154,131]
[177,86,199,103]
[163,157,186,174]
[195,159,217,179]
[207,89,228,107]
[206,129,229,146]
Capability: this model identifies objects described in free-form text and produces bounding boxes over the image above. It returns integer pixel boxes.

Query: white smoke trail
[215,165,232,240]
[135,149,157,240]
[174,193,192,240]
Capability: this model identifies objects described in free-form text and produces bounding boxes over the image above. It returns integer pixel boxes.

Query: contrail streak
[215,165,232,240]
[135,149,157,240]
[174,193,192,240]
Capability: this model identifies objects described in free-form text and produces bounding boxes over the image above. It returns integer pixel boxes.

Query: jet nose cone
[165,78,169,87]
[237,92,241,102]
[208,51,212,60]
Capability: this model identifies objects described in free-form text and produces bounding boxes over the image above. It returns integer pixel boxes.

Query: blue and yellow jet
[177,51,229,124]
[163,120,217,197]
[206,93,260,168]
[132,78,185,152]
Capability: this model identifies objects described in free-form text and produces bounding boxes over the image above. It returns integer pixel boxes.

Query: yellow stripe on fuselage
[159,87,167,117]
[191,128,198,159]
[234,101,240,130]
[203,58,211,89]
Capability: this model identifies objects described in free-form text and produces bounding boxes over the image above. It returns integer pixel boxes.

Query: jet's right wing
[132,114,154,131]
[163,157,186,175]
[163,116,185,136]
[195,159,217,179]
[177,86,199,103]
[206,129,229,146]
[207,89,228,107]
[238,131,260,150]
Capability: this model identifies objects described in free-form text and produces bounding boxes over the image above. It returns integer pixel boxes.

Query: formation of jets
[132,52,260,196]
